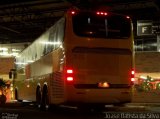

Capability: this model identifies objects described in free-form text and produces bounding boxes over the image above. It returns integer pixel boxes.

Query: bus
[13,8,135,109]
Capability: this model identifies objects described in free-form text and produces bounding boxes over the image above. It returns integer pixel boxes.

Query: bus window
[72,11,131,39]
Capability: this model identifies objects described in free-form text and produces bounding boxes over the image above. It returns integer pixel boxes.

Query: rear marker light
[71,11,75,15]
[104,13,108,16]
[96,11,108,16]
[96,12,100,15]
[126,16,130,19]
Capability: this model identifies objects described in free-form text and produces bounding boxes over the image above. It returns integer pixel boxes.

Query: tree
[0,78,7,104]
[0,78,6,90]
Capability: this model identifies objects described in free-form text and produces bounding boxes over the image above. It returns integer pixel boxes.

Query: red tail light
[131,69,135,82]
[67,69,73,74]
[67,77,73,81]
[66,69,74,82]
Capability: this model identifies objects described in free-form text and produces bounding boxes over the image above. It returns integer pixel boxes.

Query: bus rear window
[72,12,131,39]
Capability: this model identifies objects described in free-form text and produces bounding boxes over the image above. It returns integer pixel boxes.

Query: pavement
[132,90,160,103]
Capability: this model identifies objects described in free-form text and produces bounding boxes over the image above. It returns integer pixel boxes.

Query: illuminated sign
[137,21,152,36]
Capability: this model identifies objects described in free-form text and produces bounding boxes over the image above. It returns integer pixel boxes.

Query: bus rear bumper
[67,88,132,104]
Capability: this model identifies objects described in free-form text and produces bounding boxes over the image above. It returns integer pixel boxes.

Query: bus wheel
[14,88,22,102]
[15,88,18,100]
[0,94,6,104]
[36,86,41,108]
[41,85,49,110]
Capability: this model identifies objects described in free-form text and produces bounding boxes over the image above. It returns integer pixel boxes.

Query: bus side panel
[25,49,65,104]
[49,48,66,104]
[17,49,68,103]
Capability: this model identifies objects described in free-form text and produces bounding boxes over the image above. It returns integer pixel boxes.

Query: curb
[126,103,160,107]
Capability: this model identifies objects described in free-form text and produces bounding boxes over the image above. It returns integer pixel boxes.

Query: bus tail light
[131,69,135,83]
[67,77,73,81]
[67,69,73,74]
[66,69,74,82]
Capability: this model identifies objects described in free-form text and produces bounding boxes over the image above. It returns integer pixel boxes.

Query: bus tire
[14,88,22,102]
[41,85,49,110]
[0,94,6,104]
[15,88,18,100]
[36,86,41,108]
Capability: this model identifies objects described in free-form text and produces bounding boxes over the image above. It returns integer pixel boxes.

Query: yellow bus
[14,8,135,109]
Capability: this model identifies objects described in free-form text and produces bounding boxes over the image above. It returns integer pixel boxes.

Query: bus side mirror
[9,69,17,79]
[9,71,17,79]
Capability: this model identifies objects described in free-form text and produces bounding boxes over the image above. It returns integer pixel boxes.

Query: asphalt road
[0,103,106,119]
[1,102,159,119]
[1,88,160,119]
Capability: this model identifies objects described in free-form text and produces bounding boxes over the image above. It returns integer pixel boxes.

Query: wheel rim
[42,85,49,110]
[36,86,41,108]
[15,88,18,100]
